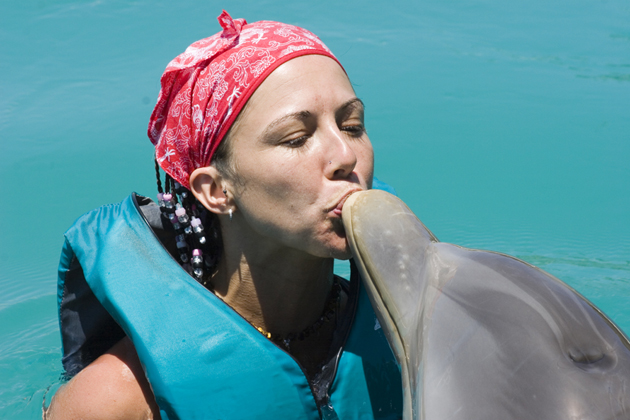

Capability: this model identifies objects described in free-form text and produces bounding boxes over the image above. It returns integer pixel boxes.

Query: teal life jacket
[57,193,403,420]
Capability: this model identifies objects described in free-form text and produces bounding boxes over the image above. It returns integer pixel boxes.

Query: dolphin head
[342,189,630,420]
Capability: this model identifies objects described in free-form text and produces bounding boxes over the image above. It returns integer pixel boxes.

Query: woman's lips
[331,189,361,216]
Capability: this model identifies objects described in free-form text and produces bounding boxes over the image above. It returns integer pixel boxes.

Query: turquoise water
[1,0,629,417]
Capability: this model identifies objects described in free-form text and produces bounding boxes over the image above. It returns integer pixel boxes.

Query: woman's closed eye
[341,123,366,138]
[283,135,310,148]
[335,97,366,139]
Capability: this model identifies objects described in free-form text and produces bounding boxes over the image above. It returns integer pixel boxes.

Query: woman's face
[226,55,374,260]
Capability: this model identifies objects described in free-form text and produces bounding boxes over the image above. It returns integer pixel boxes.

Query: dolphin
[342,190,630,420]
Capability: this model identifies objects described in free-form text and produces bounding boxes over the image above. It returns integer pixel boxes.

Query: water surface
[1,0,628,417]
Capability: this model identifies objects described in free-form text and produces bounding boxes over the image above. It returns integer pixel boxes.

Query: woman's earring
[223,188,227,195]
[229,208,233,221]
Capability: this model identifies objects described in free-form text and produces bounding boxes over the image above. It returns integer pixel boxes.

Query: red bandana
[148,11,341,189]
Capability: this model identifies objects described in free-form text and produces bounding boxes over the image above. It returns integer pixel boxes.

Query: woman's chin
[305,236,352,260]
[330,249,352,260]
[325,238,353,260]
[304,223,352,259]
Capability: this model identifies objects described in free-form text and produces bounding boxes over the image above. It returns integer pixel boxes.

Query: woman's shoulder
[46,337,160,420]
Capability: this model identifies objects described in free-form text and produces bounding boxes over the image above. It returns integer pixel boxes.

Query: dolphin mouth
[342,191,411,410]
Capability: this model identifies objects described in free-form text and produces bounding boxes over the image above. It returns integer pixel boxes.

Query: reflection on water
[1,0,629,417]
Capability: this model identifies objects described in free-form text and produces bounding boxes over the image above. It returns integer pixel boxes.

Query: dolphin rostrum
[342,190,630,420]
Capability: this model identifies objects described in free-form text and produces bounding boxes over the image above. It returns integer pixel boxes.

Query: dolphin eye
[568,347,605,364]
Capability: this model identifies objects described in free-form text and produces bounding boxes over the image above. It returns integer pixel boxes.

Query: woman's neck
[210,236,335,337]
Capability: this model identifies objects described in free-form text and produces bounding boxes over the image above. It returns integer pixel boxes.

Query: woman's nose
[324,127,358,180]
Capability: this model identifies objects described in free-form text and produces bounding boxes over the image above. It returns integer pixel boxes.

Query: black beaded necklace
[253,278,342,349]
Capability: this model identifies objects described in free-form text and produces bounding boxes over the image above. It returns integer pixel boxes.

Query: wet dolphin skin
[342,190,630,420]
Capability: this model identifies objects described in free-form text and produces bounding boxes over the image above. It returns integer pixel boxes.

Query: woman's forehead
[243,55,355,121]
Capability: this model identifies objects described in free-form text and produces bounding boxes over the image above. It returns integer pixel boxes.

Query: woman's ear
[189,166,233,215]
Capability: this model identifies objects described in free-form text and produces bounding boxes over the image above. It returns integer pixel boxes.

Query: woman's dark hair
[154,103,245,286]
[153,140,234,286]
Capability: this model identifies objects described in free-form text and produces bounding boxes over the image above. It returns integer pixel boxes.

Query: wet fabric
[57,194,403,419]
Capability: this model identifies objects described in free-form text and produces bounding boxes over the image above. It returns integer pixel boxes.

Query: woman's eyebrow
[340,98,365,111]
[337,98,365,119]
[261,110,312,140]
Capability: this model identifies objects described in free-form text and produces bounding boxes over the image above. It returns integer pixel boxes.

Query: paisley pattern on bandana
[148,10,341,189]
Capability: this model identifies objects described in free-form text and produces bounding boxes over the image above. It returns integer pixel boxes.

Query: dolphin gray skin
[342,190,630,420]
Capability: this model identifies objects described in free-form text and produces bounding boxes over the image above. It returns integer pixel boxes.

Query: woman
[48,11,402,420]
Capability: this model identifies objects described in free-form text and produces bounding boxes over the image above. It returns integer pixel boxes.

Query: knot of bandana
[218,10,245,37]
[148,11,341,189]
